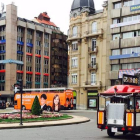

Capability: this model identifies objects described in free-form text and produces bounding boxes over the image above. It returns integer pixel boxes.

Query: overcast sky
[1,0,104,34]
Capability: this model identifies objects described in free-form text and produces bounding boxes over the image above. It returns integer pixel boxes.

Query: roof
[100,85,140,96]
[35,18,56,27]
[71,0,95,12]
[36,12,57,27]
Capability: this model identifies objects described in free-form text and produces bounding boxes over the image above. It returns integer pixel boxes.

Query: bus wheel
[47,106,51,112]
[107,129,115,137]
[22,106,26,110]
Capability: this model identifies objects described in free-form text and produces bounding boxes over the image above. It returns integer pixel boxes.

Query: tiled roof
[42,13,50,19]
[36,18,57,27]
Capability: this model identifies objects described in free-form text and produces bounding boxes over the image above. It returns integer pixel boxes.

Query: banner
[122,74,138,86]
[130,4,140,12]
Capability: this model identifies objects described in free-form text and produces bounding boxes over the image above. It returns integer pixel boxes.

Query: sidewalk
[0,115,90,129]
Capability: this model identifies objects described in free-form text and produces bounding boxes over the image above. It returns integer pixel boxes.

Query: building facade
[106,0,140,89]
[0,4,52,102]
[34,12,68,87]
[67,0,108,109]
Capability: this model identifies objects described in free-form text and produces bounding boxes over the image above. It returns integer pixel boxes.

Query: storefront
[87,90,98,109]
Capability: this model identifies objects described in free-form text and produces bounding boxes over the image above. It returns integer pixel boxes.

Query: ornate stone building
[67,0,108,109]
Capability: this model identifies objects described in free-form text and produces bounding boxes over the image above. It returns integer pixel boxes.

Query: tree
[31,96,41,115]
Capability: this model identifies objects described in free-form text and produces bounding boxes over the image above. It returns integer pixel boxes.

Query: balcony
[72,65,78,69]
[111,8,121,18]
[121,37,140,48]
[67,33,81,41]
[109,71,119,80]
[82,81,102,88]
[122,6,140,17]
[88,46,98,54]
[110,39,120,49]
[88,63,98,71]
[83,29,103,38]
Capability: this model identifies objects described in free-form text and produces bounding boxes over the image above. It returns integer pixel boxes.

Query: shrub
[31,96,41,115]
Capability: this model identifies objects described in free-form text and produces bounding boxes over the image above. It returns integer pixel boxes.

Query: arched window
[92,22,97,33]
[73,26,77,37]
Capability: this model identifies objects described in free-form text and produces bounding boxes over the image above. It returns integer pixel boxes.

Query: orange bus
[14,88,74,112]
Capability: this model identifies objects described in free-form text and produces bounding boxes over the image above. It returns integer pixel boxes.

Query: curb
[0,115,90,129]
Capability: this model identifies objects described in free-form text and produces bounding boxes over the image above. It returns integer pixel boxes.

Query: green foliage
[31,96,41,115]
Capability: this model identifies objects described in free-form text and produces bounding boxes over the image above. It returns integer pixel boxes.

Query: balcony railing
[88,63,98,71]
[88,46,98,54]
[68,33,81,39]
[84,81,102,88]
[84,29,103,37]
[85,81,97,86]
[72,65,78,68]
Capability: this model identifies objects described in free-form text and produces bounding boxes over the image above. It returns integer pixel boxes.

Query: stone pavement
[0,115,90,129]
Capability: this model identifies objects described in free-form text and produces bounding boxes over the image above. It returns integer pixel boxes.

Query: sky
[1,0,104,34]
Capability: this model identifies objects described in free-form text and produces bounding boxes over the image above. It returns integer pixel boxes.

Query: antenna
[11,1,15,5]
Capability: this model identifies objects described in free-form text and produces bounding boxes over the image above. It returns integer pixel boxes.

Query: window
[44,76,48,83]
[0,36,5,40]
[113,34,120,40]
[17,55,23,61]
[72,57,78,68]
[0,45,5,51]
[26,47,32,53]
[35,67,41,72]
[45,34,49,39]
[0,64,4,70]
[91,72,96,84]
[27,29,32,35]
[26,74,32,82]
[72,74,77,84]
[91,55,96,65]
[92,39,96,51]
[0,83,5,91]
[36,32,41,37]
[44,59,48,65]
[44,68,48,73]
[0,55,5,60]
[17,45,22,51]
[0,73,5,80]
[123,31,140,39]
[35,58,41,64]
[111,65,120,71]
[27,39,32,43]
[36,41,41,46]
[35,49,41,55]
[45,42,49,48]
[114,2,121,9]
[35,75,40,82]
[26,56,32,62]
[17,73,23,81]
[92,22,97,33]
[122,47,140,54]
[113,18,120,24]
[17,36,22,42]
[17,65,23,70]
[72,26,77,37]
[44,51,48,56]
[124,0,133,7]
[72,41,78,51]
[0,26,5,32]
[112,49,120,55]
[26,66,32,71]
[122,63,140,69]
[17,27,22,32]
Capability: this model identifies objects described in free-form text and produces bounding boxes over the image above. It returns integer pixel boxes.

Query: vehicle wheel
[107,129,115,137]
[22,106,26,110]
[47,106,52,112]
[123,131,128,135]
